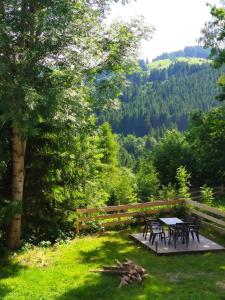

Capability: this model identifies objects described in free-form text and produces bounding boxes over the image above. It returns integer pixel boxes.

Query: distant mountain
[152,46,210,61]
[100,57,223,137]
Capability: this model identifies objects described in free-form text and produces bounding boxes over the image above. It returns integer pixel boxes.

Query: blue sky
[109,0,219,60]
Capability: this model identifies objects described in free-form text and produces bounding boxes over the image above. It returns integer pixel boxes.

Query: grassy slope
[0,229,225,300]
[148,57,210,70]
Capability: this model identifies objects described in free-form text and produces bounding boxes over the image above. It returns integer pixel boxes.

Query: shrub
[176,166,191,200]
[200,185,214,205]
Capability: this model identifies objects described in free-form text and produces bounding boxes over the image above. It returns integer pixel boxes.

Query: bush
[176,166,191,200]
[106,167,137,205]
[157,183,177,200]
[137,154,160,201]
[200,185,214,205]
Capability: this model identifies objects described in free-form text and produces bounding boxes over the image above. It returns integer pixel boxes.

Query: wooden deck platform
[130,232,225,255]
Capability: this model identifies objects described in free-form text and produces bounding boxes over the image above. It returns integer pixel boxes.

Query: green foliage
[0,0,152,244]
[0,125,10,178]
[200,185,214,205]
[83,220,106,234]
[38,240,52,248]
[152,130,193,185]
[146,106,225,188]
[101,59,222,137]
[172,204,188,219]
[117,134,147,170]
[21,120,106,242]
[19,120,139,242]
[97,123,137,206]
[0,1,152,136]
[157,183,177,201]
[99,123,119,167]
[211,194,225,212]
[200,4,225,101]
[137,154,160,201]
[0,200,22,225]
[0,200,21,240]
[116,105,225,201]
[109,167,137,205]
[176,166,191,200]
[187,106,225,185]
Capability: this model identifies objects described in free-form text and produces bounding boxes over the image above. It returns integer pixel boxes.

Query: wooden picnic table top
[159,217,183,226]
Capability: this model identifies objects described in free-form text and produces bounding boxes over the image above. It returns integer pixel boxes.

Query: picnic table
[159,217,183,226]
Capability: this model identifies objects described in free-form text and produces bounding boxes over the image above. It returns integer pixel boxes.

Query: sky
[109,0,219,61]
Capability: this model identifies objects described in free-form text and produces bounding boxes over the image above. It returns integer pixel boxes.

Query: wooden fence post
[117,207,121,222]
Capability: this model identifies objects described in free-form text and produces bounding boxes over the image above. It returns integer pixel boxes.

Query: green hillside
[149,57,209,70]
[100,58,222,137]
[153,45,210,61]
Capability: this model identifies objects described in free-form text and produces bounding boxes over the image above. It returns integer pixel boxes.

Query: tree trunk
[7,126,26,250]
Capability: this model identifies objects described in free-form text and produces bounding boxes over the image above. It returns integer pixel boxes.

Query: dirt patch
[17,249,51,268]
[216,281,225,290]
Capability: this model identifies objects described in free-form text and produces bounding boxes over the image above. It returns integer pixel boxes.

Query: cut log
[115,259,123,267]
[90,259,149,288]
[102,266,122,271]
[90,269,127,274]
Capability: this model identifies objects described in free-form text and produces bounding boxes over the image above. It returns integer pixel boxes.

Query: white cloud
[108,0,219,60]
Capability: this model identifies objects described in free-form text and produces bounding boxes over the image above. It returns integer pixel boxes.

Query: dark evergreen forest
[101,56,223,137]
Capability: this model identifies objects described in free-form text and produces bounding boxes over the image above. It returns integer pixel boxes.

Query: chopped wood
[115,259,123,267]
[90,259,148,288]
[102,266,122,271]
[90,269,127,274]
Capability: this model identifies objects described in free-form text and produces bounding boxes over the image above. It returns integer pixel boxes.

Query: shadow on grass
[79,240,134,264]
[56,229,225,300]
[0,250,27,298]
[55,231,172,300]
[55,276,171,300]
[78,229,148,267]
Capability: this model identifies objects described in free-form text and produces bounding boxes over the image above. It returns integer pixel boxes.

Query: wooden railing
[75,185,225,235]
[185,199,225,234]
[76,199,183,234]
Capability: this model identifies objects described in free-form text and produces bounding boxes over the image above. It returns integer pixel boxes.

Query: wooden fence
[185,199,225,234]
[76,199,183,234]
[76,197,225,235]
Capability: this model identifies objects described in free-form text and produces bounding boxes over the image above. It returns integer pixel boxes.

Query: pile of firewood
[91,258,148,288]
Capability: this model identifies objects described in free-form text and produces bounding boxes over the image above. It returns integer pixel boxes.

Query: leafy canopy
[200,2,225,100]
[0,0,152,136]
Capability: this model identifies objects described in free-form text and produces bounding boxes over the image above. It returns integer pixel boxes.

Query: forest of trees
[0,0,152,249]
[101,59,223,136]
[0,1,225,251]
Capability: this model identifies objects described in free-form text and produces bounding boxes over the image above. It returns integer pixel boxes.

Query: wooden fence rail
[76,199,183,234]
[185,199,225,234]
[75,189,225,234]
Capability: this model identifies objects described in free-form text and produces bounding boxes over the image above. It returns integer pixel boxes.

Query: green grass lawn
[0,229,225,300]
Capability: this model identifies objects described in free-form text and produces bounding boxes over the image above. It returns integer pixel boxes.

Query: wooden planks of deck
[130,232,225,255]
